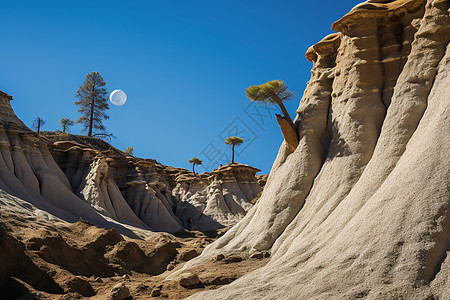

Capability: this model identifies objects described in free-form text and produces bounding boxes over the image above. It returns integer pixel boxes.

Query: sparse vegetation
[245,80,296,130]
[124,146,134,156]
[32,117,45,135]
[60,118,74,133]
[225,136,244,164]
[188,157,203,176]
[251,191,263,204]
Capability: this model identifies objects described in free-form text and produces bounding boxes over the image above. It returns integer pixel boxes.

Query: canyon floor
[1,212,269,300]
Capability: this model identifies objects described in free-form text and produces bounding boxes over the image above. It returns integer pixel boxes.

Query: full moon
[110,89,127,106]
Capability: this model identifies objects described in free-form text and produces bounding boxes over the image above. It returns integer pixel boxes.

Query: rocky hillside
[170,0,450,299]
[0,89,264,298]
[46,136,263,232]
[0,94,263,234]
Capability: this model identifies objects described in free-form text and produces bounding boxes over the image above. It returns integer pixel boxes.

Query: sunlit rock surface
[173,163,262,231]
[172,1,450,298]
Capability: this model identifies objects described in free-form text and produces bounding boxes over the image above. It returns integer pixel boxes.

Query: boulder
[109,283,130,300]
[179,273,200,288]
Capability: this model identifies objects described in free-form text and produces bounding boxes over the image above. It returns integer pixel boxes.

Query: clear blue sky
[2,0,361,174]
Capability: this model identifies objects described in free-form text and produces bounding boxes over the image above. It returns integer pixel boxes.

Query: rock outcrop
[48,137,262,232]
[173,163,262,231]
[0,91,262,235]
[172,1,450,299]
[0,91,145,238]
[49,140,182,232]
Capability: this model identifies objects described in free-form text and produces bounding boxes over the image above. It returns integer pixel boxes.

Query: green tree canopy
[189,157,203,176]
[245,80,294,104]
[245,80,296,130]
[124,146,134,156]
[60,118,74,133]
[225,136,244,164]
[75,72,109,137]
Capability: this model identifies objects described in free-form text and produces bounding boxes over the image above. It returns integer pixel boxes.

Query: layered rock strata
[0,91,145,238]
[1,90,263,234]
[50,141,182,232]
[173,1,450,299]
[49,139,263,232]
[173,163,262,231]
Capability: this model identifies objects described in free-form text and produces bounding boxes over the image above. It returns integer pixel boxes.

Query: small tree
[75,72,109,137]
[188,158,203,176]
[32,117,45,135]
[245,80,296,130]
[60,118,74,133]
[124,146,134,156]
[225,136,244,164]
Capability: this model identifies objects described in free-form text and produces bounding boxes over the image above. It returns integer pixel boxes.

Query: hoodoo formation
[172,0,450,299]
[0,0,449,299]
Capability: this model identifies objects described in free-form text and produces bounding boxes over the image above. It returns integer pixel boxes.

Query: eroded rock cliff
[0,93,262,235]
[0,90,264,297]
[173,163,262,231]
[173,0,450,299]
[47,137,263,232]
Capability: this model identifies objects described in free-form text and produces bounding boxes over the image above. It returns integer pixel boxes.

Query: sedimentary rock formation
[50,141,182,232]
[0,91,143,237]
[173,0,450,298]
[0,91,262,235]
[48,138,262,232]
[173,163,262,231]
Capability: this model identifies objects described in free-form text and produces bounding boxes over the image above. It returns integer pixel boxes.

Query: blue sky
[2,0,362,174]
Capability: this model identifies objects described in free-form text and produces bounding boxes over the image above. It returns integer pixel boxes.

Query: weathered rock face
[48,138,262,232]
[0,94,262,235]
[0,91,147,237]
[173,163,262,231]
[50,140,183,232]
[174,1,450,299]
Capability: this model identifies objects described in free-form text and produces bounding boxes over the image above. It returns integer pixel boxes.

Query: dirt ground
[1,217,268,300]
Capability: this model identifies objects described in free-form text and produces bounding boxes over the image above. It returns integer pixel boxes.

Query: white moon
[110,89,127,106]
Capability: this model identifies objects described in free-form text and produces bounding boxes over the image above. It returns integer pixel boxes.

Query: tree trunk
[37,119,41,135]
[232,144,235,163]
[192,163,196,176]
[274,95,296,133]
[88,84,95,137]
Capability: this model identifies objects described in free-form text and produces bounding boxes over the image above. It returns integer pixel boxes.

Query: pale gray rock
[173,163,262,231]
[172,1,450,299]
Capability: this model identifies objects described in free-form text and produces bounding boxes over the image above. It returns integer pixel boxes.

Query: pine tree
[60,118,74,133]
[188,157,203,176]
[225,136,244,164]
[75,72,109,137]
[245,80,296,130]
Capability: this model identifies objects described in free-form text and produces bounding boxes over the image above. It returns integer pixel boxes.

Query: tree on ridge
[32,117,45,135]
[245,80,296,130]
[189,157,203,176]
[225,136,244,164]
[75,71,109,137]
[60,118,74,133]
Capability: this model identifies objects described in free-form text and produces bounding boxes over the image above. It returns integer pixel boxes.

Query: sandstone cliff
[172,1,450,299]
